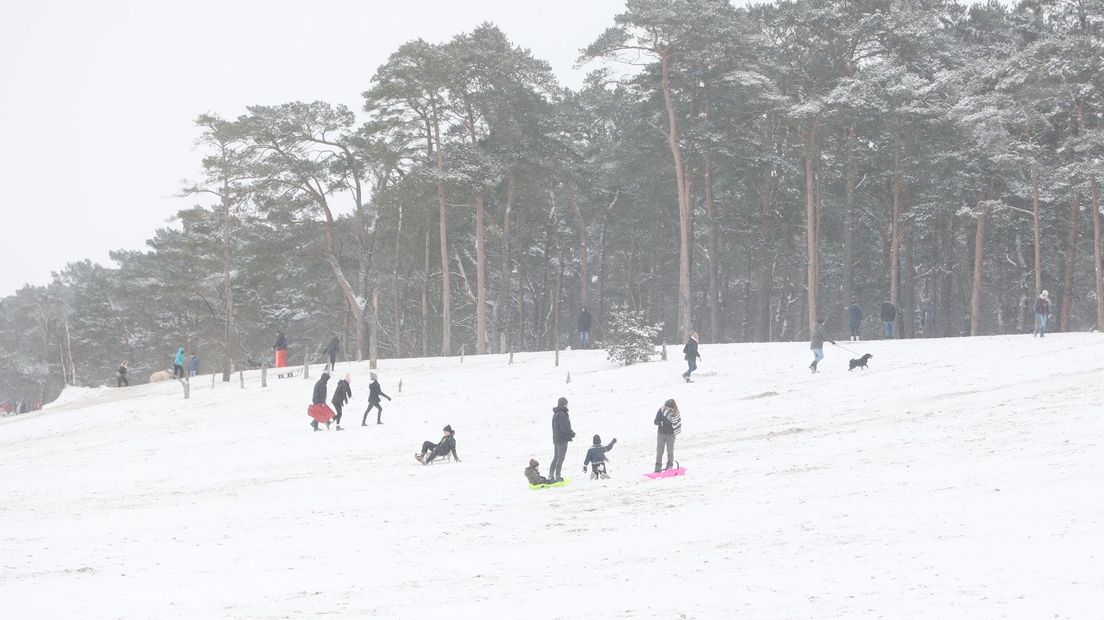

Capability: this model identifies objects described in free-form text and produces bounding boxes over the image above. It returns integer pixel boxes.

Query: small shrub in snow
[604,306,662,366]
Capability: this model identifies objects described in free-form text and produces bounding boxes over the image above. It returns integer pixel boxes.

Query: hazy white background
[0,0,621,296]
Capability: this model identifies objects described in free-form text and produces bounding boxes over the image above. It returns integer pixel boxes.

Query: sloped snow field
[2,334,1103,618]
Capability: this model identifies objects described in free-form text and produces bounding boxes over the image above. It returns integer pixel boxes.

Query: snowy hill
[2,334,1103,618]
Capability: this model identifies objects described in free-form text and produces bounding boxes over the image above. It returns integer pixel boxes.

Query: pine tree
[604,305,661,366]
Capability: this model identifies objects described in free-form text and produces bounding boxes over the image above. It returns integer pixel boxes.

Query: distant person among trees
[273,331,288,368]
[847,298,863,342]
[809,318,835,374]
[324,336,340,371]
[188,353,199,377]
[362,371,391,426]
[549,397,575,481]
[881,301,897,338]
[117,361,128,387]
[682,330,701,382]
[331,374,352,431]
[578,307,592,348]
[173,347,186,378]
[921,301,936,338]
[416,425,459,464]
[1034,290,1051,337]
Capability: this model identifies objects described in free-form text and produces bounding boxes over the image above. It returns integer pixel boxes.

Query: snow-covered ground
[2,334,1103,618]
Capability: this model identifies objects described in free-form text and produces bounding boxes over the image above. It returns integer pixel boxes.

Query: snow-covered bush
[604,305,662,366]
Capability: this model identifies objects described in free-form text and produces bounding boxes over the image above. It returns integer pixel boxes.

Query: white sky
[0,0,622,296]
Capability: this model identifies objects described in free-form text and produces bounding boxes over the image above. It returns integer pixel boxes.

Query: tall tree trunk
[431,100,451,356]
[890,140,902,308]
[803,121,821,335]
[756,168,776,342]
[370,288,379,369]
[422,227,430,358]
[564,178,589,310]
[659,51,693,342]
[970,193,988,336]
[475,191,487,354]
[1032,168,1042,295]
[704,153,721,342]
[221,187,233,382]
[1061,194,1079,332]
[495,173,516,351]
[553,246,563,363]
[843,127,857,314]
[516,264,526,351]
[393,199,404,357]
[1092,177,1104,329]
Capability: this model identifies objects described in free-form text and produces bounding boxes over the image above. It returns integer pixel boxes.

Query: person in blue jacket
[583,435,617,479]
[188,353,199,377]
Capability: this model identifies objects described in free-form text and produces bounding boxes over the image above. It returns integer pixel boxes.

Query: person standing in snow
[881,301,897,338]
[331,374,352,431]
[654,398,682,472]
[682,330,701,382]
[309,372,334,431]
[847,298,863,342]
[416,425,459,464]
[324,336,340,371]
[273,331,288,368]
[583,434,617,479]
[549,397,575,481]
[188,353,199,377]
[921,301,936,338]
[173,347,186,378]
[117,361,129,387]
[1034,290,1051,337]
[578,307,592,349]
[809,318,835,373]
[362,371,391,426]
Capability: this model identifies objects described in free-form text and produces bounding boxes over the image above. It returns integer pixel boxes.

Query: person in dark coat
[117,361,128,387]
[549,397,575,480]
[682,330,701,382]
[331,374,352,431]
[847,299,863,342]
[881,301,897,338]
[809,318,835,373]
[583,434,617,479]
[417,425,459,464]
[324,336,340,371]
[525,458,554,485]
[274,332,288,368]
[188,354,199,377]
[922,301,936,338]
[578,307,592,348]
[654,399,682,472]
[309,372,333,431]
[362,371,392,425]
[1034,290,1051,337]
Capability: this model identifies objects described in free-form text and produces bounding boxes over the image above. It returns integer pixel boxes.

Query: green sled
[529,477,571,490]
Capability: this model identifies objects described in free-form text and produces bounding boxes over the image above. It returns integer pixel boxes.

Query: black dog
[848,353,873,371]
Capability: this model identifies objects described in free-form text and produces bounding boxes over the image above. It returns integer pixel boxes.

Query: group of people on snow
[307,369,392,432]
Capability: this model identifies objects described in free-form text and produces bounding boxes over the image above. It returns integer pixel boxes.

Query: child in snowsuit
[362,371,391,425]
[416,425,459,464]
[583,435,617,479]
[331,374,352,431]
[525,458,554,485]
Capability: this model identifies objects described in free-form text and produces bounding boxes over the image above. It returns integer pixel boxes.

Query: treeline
[3,0,1103,403]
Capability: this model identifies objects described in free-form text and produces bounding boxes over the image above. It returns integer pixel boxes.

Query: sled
[307,403,335,423]
[529,477,571,490]
[416,452,456,465]
[644,467,686,480]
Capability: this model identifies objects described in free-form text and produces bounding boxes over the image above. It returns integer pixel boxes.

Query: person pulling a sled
[331,374,352,431]
[308,372,336,431]
[362,371,391,425]
[583,434,617,479]
[654,398,682,472]
[416,425,459,464]
[525,458,556,485]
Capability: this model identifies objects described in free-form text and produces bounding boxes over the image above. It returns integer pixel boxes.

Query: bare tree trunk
[659,51,693,342]
[221,189,233,382]
[564,177,589,310]
[970,193,988,336]
[495,173,516,351]
[803,121,821,335]
[475,191,487,354]
[1062,194,1079,332]
[516,264,527,351]
[370,289,379,369]
[843,127,857,313]
[1092,176,1104,329]
[1032,168,1042,295]
[890,140,902,308]
[704,153,721,342]
[553,246,563,363]
[393,199,403,357]
[422,227,430,358]
[431,100,451,356]
[1015,231,1031,333]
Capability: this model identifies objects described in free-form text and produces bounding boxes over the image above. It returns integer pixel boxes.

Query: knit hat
[593,434,601,446]
[443,424,454,434]
[321,372,330,381]
[370,371,378,380]
[1041,290,1049,299]
[664,398,676,409]
[344,374,351,383]
[529,458,538,468]
[557,397,568,407]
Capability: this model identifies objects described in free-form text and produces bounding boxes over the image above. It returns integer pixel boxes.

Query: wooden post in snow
[261,365,267,388]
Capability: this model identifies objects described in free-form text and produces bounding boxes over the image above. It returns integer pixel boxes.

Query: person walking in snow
[809,318,835,373]
[331,374,352,431]
[654,398,682,472]
[117,361,129,387]
[1034,290,1051,337]
[847,298,863,342]
[416,425,459,464]
[324,336,340,371]
[188,353,199,377]
[525,458,555,485]
[273,331,288,368]
[549,397,575,481]
[308,372,335,431]
[881,301,897,338]
[682,330,701,382]
[172,347,186,378]
[578,307,592,348]
[583,434,617,479]
[362,371,391,426]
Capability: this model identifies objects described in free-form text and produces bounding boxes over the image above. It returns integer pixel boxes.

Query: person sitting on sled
[583,434,617,479]
[416,425,460,464]
[525,458,556,485]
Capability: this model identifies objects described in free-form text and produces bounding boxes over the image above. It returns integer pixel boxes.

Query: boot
[311,421,320,432]
[335,425,344,431]
[654,463,662,473]
[665,462,673,470]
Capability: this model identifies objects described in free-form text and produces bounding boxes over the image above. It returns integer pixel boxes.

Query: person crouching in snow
[416,425,459,464]
[525,458,555,485]
[583,434,617,479]
[307,372,336,431]
[331,374,352,431]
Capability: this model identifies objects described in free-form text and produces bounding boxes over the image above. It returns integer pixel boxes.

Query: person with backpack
[583,435,617,479]
[847,298,863,342]
[362,372,391,425]
[810,318,835,374]
[331,374,352,431]
[881,301,897,338]
[682,330,701,382]
[549,397,575,481]
[1034,290,1051,337]
[654,399,682,472]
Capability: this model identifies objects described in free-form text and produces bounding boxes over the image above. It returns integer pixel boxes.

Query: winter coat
[1035,296,1051,315]
[274,333,288,350]
[325,337,340,356]
[655,406,682,436]
[118,365,127,378]
[312,374,330,405]
[847,303,863,328]
[583,439,617,468]
[432,434,459,459]
[810,325,833,350]
[683,337,700,362]
[188,356,199,373]
[552,406,575,444]
[525,466,550,485]
[881,302,897,322]
[368,379,390,404]
[578,310,592,332]
[331,379,352,407]
[174,348,185,366]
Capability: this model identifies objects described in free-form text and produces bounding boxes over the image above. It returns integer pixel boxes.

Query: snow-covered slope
[2,334,1102,618]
